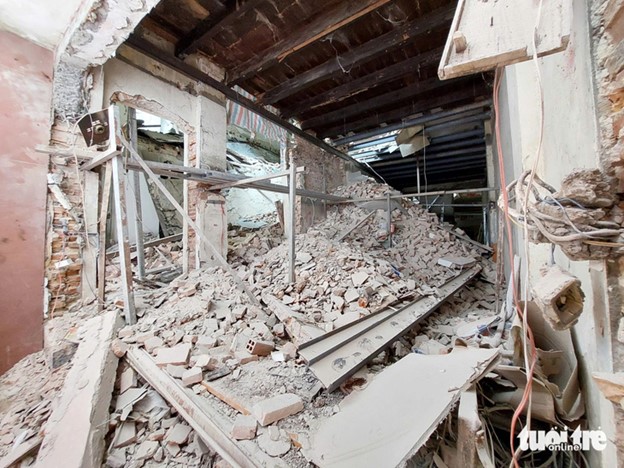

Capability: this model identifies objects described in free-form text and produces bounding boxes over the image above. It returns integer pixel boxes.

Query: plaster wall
[497,0,616,465]
[0,31,53,373]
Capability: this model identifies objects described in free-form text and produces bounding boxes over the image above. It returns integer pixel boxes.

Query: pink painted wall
[0,31,52,374]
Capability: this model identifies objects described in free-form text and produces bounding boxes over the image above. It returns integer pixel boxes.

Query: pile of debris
[0,179,588,468]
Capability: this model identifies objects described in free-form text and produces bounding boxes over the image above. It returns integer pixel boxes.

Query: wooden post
[127,108,145,279]
[288,154,296,284]
[81,171,99,302]
[119,134,260,306]
[386,192,393,247]
[97,163,113,313]
[111,153,137,325]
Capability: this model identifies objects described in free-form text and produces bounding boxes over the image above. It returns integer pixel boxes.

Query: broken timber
[299,266,482,391]
[119,135,260,307]
[35,312,122,468]
[125,347,258,468]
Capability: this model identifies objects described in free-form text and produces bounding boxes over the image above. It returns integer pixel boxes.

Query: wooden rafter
[258,4,455,105]
[175,0,264,57]
[318,84,488,139]
[281,47,443,119]
[227,0,393,86]
[300,76,471,130]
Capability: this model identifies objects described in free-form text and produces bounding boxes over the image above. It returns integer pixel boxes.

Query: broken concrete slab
[35,312,122,468]
[252,393,304,426]
[309,347,499,468]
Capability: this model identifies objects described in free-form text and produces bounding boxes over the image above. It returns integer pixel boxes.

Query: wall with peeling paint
[0,0,83,50]
[0,31,53,374]
[497,0,616,465]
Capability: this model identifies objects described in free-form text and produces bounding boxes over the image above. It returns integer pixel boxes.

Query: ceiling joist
[300,76,472,130]
[258,4,456,105]
[227,0,393,86]
[175,0,264,57]
[281,46,444,119]
[318,85,489,139]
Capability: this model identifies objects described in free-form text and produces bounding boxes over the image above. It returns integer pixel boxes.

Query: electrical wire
[493,66,538,468]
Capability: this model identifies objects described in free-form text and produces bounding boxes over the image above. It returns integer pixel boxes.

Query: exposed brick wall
[46,121,89,316]
[288,136,346,233]
[592,0,624,187]
[591,0,624,462]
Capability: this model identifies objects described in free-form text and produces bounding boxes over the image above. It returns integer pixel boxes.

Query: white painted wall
[498,0,616,465]
[0,0,83,50]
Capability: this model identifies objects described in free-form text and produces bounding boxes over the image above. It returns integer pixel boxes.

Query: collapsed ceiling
[129,0,493,189]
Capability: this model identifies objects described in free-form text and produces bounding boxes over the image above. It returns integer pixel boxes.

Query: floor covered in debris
[0,180,589,468]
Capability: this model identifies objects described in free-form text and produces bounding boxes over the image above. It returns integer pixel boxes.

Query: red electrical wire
[492,68,539,467]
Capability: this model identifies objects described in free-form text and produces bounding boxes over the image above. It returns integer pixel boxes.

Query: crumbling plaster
[498,0,616,465]
[0,0,83,50]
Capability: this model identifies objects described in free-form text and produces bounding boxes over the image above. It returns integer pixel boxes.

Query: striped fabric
[227,86,287,143]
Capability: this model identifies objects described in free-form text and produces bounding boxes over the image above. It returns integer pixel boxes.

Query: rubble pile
[93,180,504,466]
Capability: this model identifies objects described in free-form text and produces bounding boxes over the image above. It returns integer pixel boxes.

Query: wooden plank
[111,153,137,324]
[80,148,121,171]
[39,142,348,202]
[106,233,183,258]
[301,76,470,131]
[125,347,258,468]
[457,385,480,468]
[438,0,571,79]
[281,47,443,119]
[35,313,122,468]
[317,84,488,139]
[335,211,376,242]
[200,381,251,415]
[259,5,455,105]
[208,167,303,191]
[0,437,42,468]
[127,108,146,280]
[120,134,260,307]
[227,0,392,85]
[287,156,296,284]
[122,37,357,165]
[175,0,265,57]
[97,163,113,312]
[81,170,99,302]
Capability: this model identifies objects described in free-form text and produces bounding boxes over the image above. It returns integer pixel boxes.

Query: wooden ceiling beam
[316,84,488,139]
[125,36,360,167]
[258,4,455,105]
[175,0,264,58]
[300,76,471,130]
[281,47,443,119]
[227,0,393,86]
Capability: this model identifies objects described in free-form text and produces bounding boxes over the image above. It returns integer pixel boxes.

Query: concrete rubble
[0,179,586,467]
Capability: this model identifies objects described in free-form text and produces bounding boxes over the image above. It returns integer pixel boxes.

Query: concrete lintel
[56,0,161,67]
